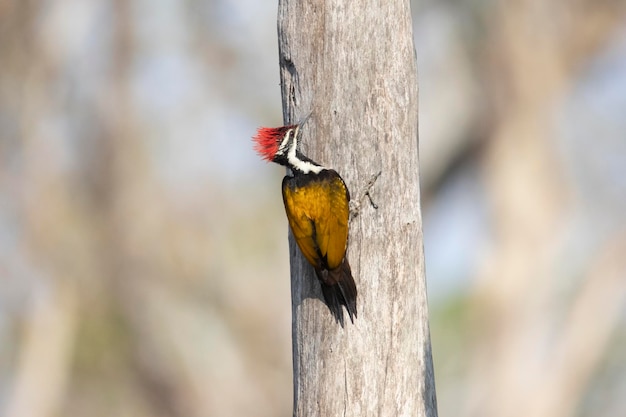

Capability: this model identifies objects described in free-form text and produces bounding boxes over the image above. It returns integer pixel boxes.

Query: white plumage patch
[287,132,324,174]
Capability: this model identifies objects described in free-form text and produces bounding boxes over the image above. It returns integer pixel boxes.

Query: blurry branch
[6,283,78,417]
[94,2,195,416]
[535,234,626,417]
[420,0,625,201]
[2,4,82,417]
[465,1,626,417]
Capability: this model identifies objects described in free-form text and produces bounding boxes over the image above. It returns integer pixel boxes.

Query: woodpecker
[253,121,357,324]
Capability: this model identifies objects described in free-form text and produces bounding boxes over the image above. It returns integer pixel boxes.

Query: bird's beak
[298,111,313,128]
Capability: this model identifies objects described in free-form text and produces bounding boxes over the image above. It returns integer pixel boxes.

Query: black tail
[317,258,357,326]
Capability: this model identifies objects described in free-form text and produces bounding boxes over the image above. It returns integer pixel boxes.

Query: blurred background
[1,1,625,417]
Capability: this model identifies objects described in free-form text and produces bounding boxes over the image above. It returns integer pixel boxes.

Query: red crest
[252,125,296,161]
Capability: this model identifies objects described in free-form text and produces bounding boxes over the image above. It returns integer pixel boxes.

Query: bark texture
[277,1,437,416]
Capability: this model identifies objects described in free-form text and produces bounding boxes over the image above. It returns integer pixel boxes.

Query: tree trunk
[277,1,437,416]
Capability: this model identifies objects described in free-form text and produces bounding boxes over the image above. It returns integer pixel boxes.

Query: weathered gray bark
[277,1,437,416]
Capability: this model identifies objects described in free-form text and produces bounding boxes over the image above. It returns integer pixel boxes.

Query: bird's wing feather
[282,171,349,270]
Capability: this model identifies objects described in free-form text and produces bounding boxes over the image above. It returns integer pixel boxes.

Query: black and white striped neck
[288,151,325,175]
[275,125,325,175]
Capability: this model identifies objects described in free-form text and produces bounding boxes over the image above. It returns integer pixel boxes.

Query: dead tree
[277,1,438,416]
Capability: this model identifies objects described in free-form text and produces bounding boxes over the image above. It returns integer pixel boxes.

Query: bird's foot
[350,170,381,220]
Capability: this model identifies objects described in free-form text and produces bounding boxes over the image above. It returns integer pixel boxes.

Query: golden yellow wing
[282,170,350,270]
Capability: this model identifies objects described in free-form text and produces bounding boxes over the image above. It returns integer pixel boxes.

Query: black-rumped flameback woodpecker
[253,122,357,324]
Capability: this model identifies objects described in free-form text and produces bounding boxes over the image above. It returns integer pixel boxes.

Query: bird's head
[253,124,300,164]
